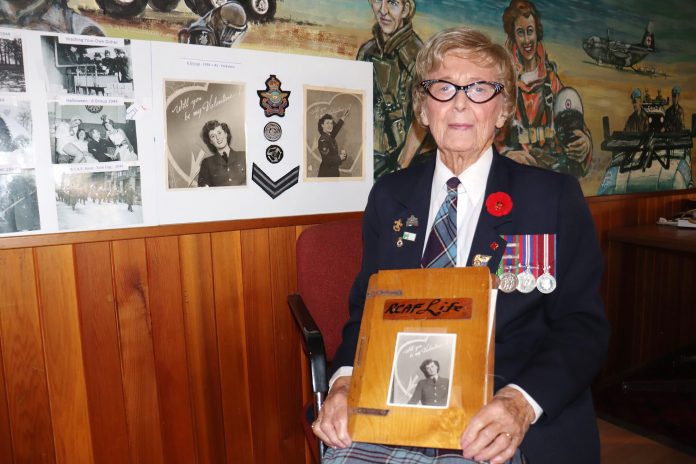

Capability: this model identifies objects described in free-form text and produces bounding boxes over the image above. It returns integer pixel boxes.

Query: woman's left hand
[460,386,535,464]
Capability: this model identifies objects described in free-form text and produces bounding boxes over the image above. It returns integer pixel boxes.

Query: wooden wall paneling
[241,228,283,463]
[178,233,226,463]
[34,245,94,464]
[145,236,197,464]
[0,248,54,463]
[268,226,304,464]
[111,239,164,464]
[635,248,654,365]
[657,252,675,357]
[678,255,696,347]
[73,242,130,464]
[210,231,254,464]
[0,337,13,463]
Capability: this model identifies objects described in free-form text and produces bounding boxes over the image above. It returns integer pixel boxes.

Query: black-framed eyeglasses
[420,79,504,104]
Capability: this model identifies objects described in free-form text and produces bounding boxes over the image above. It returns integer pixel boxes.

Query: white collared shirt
[422,147,492,266]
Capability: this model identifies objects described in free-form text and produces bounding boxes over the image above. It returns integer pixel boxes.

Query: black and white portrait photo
[0,169,40,234]
[305,87,363,180]
[0,100,32,166]
[54,166,142,230]
[165,80,246,189]
[0,32,25,93]
[40,35,134,99]
[387,332,456,409]
[48,102,138,164]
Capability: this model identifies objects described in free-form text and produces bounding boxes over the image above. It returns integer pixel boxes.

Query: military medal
[498,238,518,293]
[499,268,518,293]
[517,270,536,293]
[517,235,536,293]
[537,234,557,294]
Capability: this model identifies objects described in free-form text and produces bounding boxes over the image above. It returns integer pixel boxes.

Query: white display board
[0,27,373,237]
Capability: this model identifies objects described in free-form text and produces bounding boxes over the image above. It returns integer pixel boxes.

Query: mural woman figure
[497,0,592,178]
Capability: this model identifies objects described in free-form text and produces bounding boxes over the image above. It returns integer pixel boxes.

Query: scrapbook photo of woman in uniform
[387,332,456,408]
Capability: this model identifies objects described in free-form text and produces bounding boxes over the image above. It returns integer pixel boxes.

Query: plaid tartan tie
[421,177,460,268]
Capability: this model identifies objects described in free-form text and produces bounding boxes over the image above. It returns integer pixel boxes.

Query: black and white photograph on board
[165,80,246,189]
[0,169,40,234]
[0,100,32,166]
[40,35,134,99]
[54,166,142,230]
[48,102,137,164]
[387,332,456,409]
[0,32,25,93]
[305,87,363,180]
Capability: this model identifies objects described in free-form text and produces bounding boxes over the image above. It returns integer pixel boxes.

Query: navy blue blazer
[333,150,609,464]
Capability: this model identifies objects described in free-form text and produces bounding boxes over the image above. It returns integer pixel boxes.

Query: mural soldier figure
[624,88,649,133]
[665,85,685,132]
[0,0,104,35]
[357,0,430,180]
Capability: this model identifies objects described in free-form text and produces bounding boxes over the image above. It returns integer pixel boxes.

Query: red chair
[288,217,363,463]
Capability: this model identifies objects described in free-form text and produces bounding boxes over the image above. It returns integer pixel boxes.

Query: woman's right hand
[312,376,353,449]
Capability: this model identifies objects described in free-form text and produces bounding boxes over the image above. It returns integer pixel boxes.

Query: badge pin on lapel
[402,231,416,242]
[472,254,492,267]
[393,219,403,232]
[406,215,419,227]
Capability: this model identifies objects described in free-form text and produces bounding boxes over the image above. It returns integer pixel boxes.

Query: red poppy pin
[485,192,513,217]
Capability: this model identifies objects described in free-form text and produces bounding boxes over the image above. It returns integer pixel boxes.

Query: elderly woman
[313,27,608,464]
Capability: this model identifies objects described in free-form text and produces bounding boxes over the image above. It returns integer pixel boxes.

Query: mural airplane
[582,21,655,70]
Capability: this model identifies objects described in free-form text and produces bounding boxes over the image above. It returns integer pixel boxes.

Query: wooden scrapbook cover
[347,266,494,449]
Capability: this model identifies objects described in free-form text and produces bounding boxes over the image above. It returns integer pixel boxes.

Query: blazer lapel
[467,150,513,275]
[392,157,435,268]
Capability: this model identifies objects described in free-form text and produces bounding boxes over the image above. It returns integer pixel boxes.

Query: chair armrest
[288,293,329,394]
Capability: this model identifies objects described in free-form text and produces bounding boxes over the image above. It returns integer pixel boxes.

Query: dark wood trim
[0,212,363,251]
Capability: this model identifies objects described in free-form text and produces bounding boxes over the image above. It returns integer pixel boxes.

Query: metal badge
[265,144,284,164]
[499,272,518,293]
[402,231,416,242]
[396,237,404,247]
[393,219,403,232]
[406,215,419,227]
[516,270,537,293]
[263,122,282,141]
[472,254,492,267]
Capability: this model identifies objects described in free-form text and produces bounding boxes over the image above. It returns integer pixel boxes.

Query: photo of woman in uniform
[304,87,364,180]
[317,107,350,177]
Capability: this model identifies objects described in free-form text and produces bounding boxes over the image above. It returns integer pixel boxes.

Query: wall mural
[1,0,694,196]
